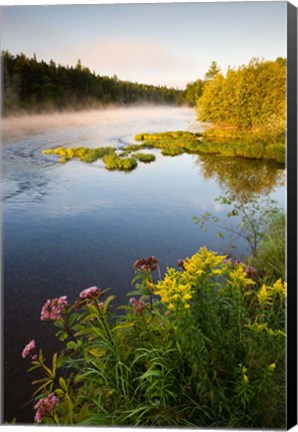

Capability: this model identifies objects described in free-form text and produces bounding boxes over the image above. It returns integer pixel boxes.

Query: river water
[2,106,285,423]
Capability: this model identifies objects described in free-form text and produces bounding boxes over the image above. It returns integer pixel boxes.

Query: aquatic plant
[130,128,285,164]
[42,146,137,171]
[102,153,137,171]
[132,153,156,163]
[23,245,285,428]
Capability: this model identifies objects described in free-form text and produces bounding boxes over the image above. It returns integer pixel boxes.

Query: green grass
[133,153,156,163]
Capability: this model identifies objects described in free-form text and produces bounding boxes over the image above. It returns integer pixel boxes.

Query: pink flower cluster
[40,296,68,321]
[129,297,147,315]
[223,258,242,266]
[244,265,258,279]
[134,256,159,272]
[79,286,101,300]
[22,339,37,360]
[34,393,59,423]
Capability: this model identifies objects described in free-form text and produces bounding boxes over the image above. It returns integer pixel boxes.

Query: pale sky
[0,1,288,89]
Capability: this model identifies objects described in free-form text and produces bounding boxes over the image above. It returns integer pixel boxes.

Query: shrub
[23,247,285,428]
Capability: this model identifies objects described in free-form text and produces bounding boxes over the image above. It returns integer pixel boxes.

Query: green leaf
[89,347,107,358]
[52,352,57,376]
[103,295,115,314]
[59,377,68,392]
[113,322,135,331]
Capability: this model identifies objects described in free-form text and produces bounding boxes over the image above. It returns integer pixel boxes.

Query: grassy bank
[129,129,285,164]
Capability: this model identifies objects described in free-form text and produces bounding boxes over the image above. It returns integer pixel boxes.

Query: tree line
[1,51,184,115]
[193,58,286,132]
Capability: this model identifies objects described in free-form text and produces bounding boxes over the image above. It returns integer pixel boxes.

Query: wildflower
[22,340,36,359]
[177,259,185,270]
[268,363,276,371]
[257,284,269,304]
[129,297,147,315]
[154,268,193,311]
[134,256,158,272]
[244,265,258,280]
[228,266,255,287]
[34,393,59,423]
[79,286,101,300]
[272,278,287,297]
[41,296,68,321]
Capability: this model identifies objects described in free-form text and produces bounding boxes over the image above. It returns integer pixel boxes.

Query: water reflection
[195,154,285,198]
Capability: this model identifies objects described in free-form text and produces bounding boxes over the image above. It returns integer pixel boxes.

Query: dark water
[1,106,285,423]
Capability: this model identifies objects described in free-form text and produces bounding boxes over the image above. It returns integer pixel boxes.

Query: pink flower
[22,340,36,359]
[129,298,147,315]
[244,265,258,279]
[41,296,68,321]
[79,286,101,300]
[134,256,159,272]
[34,393,59,423]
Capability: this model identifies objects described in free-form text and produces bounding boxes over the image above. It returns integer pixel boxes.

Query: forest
[1,51,184,115]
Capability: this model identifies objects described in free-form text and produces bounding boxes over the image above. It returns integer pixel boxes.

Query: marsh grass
[102,153,138,171]
[132,153,156,163]
[42,146,138,171]
[129,129,285,164]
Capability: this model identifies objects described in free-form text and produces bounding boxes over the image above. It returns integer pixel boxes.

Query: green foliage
[132,153,156,163]
[204,61,221,81]
[247,210,285,283]
[198,129,285,164]
[132,131,203,154]
[197,58,286,133]
[23,246,286,428]
[183,79,205,106]
[132,129,285,164]
[1,51,183,115]
[193,192,282,258]
[102,153,137,171]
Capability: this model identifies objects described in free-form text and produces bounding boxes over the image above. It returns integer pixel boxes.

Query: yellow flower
[268,363,276,371]
[272,279,287,297]
[228,266,255,287]
[257,284,269,304]
[154,271,193,311]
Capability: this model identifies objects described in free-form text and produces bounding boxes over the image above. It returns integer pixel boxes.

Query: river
[2,106,285,423]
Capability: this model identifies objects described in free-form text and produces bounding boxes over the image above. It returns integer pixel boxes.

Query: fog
[1,105,193,142]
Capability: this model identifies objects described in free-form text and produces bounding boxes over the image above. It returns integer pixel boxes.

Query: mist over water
[2,105,200,141]
[2,106,285,423]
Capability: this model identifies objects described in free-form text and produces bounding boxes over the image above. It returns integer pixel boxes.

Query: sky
[0,1,288,89]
